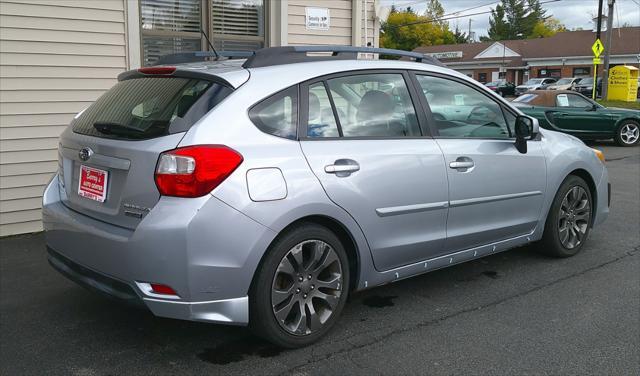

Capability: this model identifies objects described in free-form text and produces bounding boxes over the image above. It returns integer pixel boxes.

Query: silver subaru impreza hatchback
[43,46,609,348]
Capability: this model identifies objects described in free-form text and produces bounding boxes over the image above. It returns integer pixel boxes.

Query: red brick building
[414,27,640,84]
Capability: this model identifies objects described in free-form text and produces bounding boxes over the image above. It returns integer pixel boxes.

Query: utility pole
[593,0,604,100]
[601,0,615,99]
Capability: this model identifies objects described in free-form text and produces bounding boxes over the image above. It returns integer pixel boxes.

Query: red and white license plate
[78,165,108,202]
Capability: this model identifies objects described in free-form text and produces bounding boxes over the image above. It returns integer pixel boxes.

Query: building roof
[414,27,640,64]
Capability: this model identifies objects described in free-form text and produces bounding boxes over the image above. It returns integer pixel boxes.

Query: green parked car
[513,90,640,146]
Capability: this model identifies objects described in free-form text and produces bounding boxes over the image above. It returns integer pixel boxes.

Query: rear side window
[249,86,298,139]
[73,77,232,140]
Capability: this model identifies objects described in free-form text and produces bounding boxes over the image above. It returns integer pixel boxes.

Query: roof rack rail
[242,45,444,68]
[154,51,253,66]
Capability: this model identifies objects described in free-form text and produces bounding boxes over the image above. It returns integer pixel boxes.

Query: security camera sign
[306,7,330,31]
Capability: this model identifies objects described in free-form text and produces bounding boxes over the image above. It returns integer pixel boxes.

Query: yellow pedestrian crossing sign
[592,39,604,58]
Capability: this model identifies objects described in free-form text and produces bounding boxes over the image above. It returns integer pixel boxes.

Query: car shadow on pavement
[0,234,589,372]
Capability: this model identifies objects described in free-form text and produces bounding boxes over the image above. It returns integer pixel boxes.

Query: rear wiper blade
[93,121,145,135]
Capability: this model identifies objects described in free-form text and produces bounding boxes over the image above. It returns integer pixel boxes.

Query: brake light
[150,283,178,296]
[138,66,176,75]
[155,145,243,197]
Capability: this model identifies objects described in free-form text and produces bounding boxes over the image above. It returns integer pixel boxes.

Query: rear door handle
[449,157,474,172]
[325,159,360,176]
[449,161,474,169]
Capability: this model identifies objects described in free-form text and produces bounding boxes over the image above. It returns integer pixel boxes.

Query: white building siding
[286,0,379,47]
[0,0,128,236]
[287,0,353,45]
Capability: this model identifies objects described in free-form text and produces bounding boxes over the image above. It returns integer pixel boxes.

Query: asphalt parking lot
[1,142,638,376]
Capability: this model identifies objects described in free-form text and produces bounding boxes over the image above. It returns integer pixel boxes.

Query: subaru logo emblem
[78,147,93,162]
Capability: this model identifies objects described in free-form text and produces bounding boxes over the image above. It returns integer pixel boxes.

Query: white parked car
[547,77,583,90]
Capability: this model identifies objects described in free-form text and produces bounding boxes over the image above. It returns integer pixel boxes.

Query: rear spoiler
[117,67,234,88]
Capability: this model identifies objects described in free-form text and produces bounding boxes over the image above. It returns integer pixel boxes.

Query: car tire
[250,222,350,348]
[614,120,640,147]
[538,175,593,258]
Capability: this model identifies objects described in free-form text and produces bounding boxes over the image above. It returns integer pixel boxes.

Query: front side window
[416,75,512,139]
[249,87,297,139]
[323,74,421,138]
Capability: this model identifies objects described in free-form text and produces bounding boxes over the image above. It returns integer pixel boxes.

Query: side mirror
[514,115,538,153]
[588,103,598,111]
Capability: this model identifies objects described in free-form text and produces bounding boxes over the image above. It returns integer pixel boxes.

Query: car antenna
[200,27,220,60]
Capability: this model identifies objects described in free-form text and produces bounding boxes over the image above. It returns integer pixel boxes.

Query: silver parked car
[515,77,557,95]
[43,46,610,348]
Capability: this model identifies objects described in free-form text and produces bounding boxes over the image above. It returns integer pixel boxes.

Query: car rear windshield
[72,77,232,140]
[513,94,538,103]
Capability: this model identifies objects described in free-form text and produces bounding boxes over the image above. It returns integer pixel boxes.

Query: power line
[444,0,501,17]
[389,0,562,29]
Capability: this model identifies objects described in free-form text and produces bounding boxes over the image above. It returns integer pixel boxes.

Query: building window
[140,0,265,66]
[537,69,561,78]
[211,0,265,51]
[572,67,590,76]
[478,73,487,83]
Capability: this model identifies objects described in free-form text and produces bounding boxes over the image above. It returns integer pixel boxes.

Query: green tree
[487,4,511,40]
[425,0,446,26]
[452,26,469,43]
[484,0,549,40]
[380,8,457,53]
[529,17,567,38]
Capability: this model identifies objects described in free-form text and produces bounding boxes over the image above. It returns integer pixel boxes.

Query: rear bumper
[47,246,249,324]
[43,174,277,325]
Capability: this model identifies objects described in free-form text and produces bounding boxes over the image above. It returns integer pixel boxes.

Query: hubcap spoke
[559,226,569,244]
[314,291,340,310]
[276,257,296,276]
[308,241,328,271]
[312,248,339,274]
[305,302,323,331]
[272,284,294,306]
[291,301,308,334]
[290,247,305,273]
[274,296,297,323]
[316,274,341,291]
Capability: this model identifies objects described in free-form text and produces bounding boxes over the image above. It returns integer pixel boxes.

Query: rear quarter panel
[178,77,379,292]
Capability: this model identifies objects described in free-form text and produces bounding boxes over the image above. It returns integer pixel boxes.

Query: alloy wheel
[558,186,591,249]
[619,123,640,145]
[271,240,343,336]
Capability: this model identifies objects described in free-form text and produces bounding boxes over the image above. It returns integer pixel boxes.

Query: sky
[380,0,640,40]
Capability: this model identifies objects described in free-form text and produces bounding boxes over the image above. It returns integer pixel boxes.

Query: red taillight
[155,145,243,198]
[138,66,176,75]
[150,283,178,296]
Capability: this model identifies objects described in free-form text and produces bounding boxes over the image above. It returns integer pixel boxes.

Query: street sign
[592,39,604,57]
[593,57,602,64]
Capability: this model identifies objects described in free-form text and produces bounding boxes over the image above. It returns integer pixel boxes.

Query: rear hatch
[57,70,234,229]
